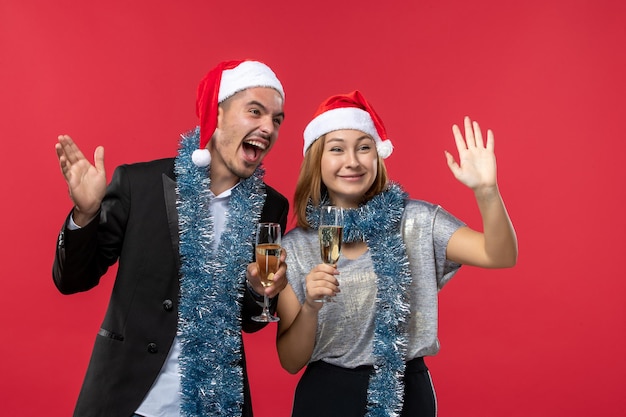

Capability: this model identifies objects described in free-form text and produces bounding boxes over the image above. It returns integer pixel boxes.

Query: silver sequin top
[282,200,465,368]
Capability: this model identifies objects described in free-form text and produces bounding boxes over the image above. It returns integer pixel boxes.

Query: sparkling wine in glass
[317,206,344,302]
[252,222,281,323]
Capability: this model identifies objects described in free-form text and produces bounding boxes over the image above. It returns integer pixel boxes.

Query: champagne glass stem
[262,294,271,318]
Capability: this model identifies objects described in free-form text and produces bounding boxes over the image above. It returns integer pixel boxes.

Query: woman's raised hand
[445,116,497,191]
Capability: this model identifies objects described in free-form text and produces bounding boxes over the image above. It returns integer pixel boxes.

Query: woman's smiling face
[320,129,378,208]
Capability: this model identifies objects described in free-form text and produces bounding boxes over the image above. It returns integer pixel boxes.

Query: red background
[1,1,625,416]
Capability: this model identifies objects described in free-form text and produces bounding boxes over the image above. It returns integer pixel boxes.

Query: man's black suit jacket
[53,157,289,417]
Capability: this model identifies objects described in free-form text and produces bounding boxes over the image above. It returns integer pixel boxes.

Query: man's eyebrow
[246,100,266,110]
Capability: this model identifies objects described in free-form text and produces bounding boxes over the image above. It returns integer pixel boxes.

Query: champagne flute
[252,222,281,323]
[317,206,344,302]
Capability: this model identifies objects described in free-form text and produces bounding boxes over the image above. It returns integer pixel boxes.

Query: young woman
[276,90,517,417]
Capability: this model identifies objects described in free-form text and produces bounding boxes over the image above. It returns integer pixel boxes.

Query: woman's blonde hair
[293,134,389,229]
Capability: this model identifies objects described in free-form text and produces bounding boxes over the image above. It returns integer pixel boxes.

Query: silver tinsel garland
[307,183,412,417]
[175,127,266,416]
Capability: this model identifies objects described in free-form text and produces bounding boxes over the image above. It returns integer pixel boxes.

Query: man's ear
[211,105,226,143]
[216,105,224,129]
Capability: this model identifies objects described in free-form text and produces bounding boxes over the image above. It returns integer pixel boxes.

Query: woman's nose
[344,150,361,167]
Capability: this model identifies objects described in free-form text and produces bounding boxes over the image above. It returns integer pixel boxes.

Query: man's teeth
[244,140,266,150]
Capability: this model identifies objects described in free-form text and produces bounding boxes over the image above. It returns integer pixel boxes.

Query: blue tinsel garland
[175,127,266,416]
[307,183,412,417]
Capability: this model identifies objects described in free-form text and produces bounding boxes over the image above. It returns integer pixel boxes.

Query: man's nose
[259,116,276,136]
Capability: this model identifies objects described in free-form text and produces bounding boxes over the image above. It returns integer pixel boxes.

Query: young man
[53,60,289,417]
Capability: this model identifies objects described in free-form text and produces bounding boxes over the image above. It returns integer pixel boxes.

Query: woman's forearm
[277,302,320,374]
[474,185,518,267]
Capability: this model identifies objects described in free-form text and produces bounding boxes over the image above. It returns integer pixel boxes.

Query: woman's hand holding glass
[304,263,340,307]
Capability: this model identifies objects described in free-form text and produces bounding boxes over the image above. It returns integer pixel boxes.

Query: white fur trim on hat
[303,107,393,158]
[218,61,285,103]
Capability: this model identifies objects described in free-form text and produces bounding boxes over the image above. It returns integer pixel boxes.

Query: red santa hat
[302,90,393,159]
[192,60,285,167]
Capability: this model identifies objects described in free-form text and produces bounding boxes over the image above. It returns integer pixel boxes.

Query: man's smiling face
[209,87,285,184]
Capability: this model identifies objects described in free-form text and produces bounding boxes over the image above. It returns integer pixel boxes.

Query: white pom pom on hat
[303,90,393,159]
[192,60,285,167]
[191,148,212,167]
